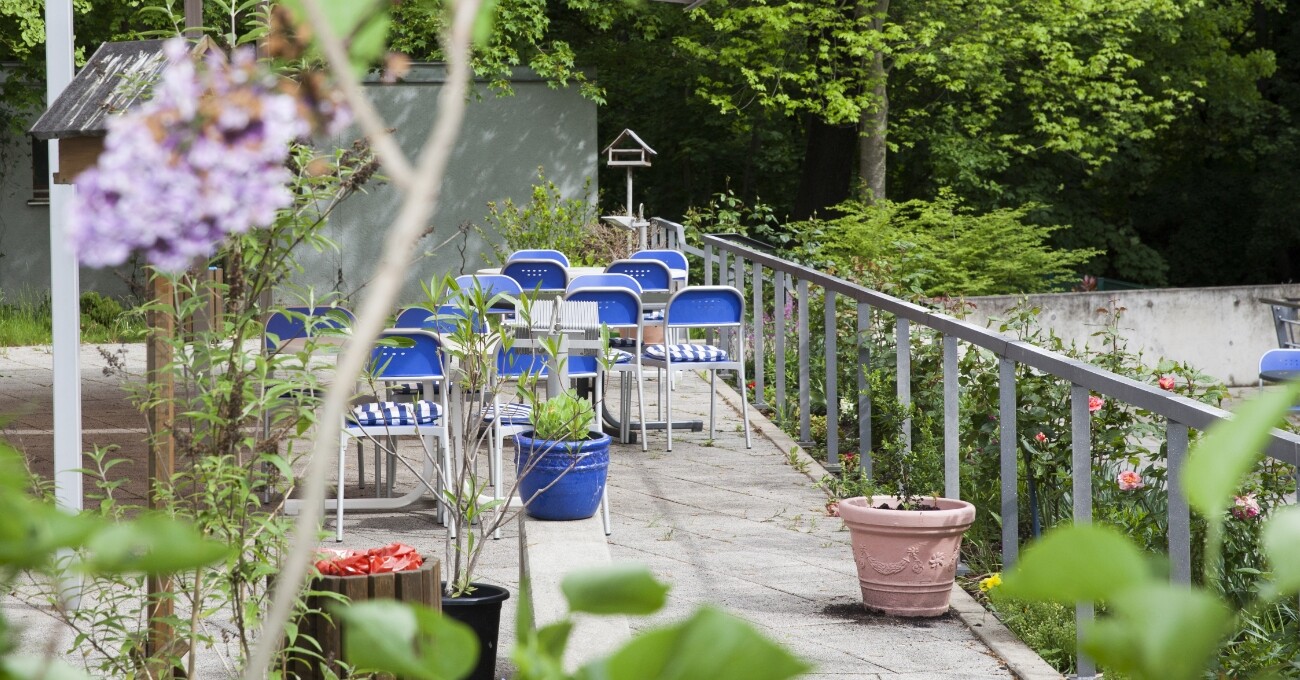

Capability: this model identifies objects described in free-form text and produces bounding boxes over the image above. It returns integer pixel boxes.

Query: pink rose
[1158,376,1175,391]
[1117,470,1144,491]
[1089,395,1104,412]
[1034,432,1047,444]
[1231,494,1261,520]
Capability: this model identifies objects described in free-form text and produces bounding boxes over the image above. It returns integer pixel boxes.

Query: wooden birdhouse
[29,38,215,183]
[602,128,656,168]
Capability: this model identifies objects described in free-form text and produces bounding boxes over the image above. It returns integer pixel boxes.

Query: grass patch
[0,291,147,346]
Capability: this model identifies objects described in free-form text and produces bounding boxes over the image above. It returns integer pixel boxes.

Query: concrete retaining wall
[965,284,1300,387]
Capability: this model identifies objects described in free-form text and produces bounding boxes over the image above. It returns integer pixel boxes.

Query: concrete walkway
[1,343,1032,678]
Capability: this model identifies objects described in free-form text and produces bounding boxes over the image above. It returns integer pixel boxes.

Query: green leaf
[1081,584,1232,680]
[1183,383,1300,525]
[3,655,94,679]
[562,564,670,615]
[338,601,478,680]
[82,513,231,574]
[472,0,500,49]
[537,620,573,659]
[281,0,391,73]
[1000,524,1151,602]
[1261,506,1300,597]
[575,606,809,680]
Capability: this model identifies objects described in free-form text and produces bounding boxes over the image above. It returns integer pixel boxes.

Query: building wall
[0,125,135,303]
[965,284,1300,387]
[289,65,598,306]
[0,65,595,307]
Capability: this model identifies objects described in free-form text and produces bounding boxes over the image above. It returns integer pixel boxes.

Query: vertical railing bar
[857,302,873,477]
[896,318,912,454]
[704,244,715,346]
[999,357,1018,568]
[943,335,959,499]
[1167,421,1191,585]
[733,254,745,364]
[797,279,812,444]
[775,273,787,420]
[825,289,839,467]
[1072,383,1096,679]
[752,262,766,409]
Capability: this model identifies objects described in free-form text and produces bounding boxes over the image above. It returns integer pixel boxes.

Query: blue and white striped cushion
[480,402,533,425]
[610,349,634,364]
[608,336,640,348]
[643,310,665,321]
[643,343,729,362]
[390,382,423,396]
[348,401,441,427]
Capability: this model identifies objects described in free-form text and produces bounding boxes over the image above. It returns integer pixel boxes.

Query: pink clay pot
[839,495,976,617]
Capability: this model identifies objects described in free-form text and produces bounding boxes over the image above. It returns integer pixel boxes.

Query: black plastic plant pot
[441,583,510,680]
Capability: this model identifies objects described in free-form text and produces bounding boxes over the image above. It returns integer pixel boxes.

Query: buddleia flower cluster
[68,38,348,272]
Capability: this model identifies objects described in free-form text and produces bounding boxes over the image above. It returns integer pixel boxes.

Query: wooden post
[145,274,177,675]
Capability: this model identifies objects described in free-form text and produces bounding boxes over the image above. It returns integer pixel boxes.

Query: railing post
[857,302,872,477]
[774,273,787,419]
[704,244,715,346]
[1167,421,1191,585]
[999,357,1017,568]
[825,290,839,467]
[943,335,959,499]
[896,318,911,454]
[1072,383,1096,679]
[797,279,812,445]
[732,255,745,364]
[752,262,765,409]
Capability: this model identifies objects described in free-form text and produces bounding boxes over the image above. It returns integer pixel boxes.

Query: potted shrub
[513,389,612,520]
[823,390,975,617]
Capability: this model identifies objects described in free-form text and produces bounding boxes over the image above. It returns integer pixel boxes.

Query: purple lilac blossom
[66,38,342,271]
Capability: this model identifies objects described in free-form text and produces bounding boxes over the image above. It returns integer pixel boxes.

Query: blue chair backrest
[264,306,354,351]
[507,249,570,267]
[455,274,523,314]
[368,331,444,380]
[566,273,643,295]
[503,259,569,292]
[631,249,688,274]
[565,287,642,327]
[1259,349,1300,373]
[497,346,548,379]
[664,286,743,327]
[606,259,671,292]
[394,305,484,334]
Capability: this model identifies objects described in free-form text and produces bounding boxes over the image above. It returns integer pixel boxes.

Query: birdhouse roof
[601,129,657,156]
[29,38,212,140]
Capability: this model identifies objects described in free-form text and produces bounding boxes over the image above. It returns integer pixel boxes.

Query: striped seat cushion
[608,336,640,348]
[644,310,665,321]
[643,343,729,362]
[348,401,441,427]
[610,349,634,364]
[390,382,423,396]
[480,401,533,425]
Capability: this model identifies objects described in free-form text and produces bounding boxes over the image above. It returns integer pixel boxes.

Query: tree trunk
[858,0,889,204]
[791,117,857,220]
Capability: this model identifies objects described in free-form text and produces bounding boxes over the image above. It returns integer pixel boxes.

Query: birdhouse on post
[601,129,657,250]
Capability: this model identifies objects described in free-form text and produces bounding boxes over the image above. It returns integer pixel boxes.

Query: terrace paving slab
[1,343,1037,678]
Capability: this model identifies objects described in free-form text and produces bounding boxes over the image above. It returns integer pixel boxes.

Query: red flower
[1158,376,1175,391]
[746,380,756,390]
[1034,432,1047,444]
[1088,395,1104,413]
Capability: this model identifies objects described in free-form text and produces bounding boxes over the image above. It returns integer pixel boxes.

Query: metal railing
[649,219,1300,678]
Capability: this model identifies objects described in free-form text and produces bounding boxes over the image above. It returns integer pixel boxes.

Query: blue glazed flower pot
[515,431,611,520]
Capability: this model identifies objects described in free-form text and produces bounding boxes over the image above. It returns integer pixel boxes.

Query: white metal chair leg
[709,370,717,440]
[665,355,674,452]
[600,486,611,536]
[491,409,503,540]
[636,360,648,452]
[335,432,346,542]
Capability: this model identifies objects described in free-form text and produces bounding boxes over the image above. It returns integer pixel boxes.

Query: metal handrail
[632,222,1300,679]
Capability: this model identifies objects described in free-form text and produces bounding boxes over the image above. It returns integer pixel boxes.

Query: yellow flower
[979,573,1002,592]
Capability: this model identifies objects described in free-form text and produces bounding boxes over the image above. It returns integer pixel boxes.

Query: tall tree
[676,0,1200,215]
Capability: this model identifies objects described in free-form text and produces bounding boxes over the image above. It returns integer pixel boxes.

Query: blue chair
[337,330,451,541]
[566,273,642,296]
[503,259,569,293]
[507,249,571,267]
[606,259,672,293]
[1258,348,1300,390]
[631,249,689,285]
[264,306,354,353]
[455,274,523,315]
[565,283,649,455]
[641,286,752,452]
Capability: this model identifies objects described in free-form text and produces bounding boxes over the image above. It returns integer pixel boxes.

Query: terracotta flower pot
[839,495,976,617]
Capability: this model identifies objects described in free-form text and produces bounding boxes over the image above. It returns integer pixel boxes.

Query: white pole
[45,0,82,514]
